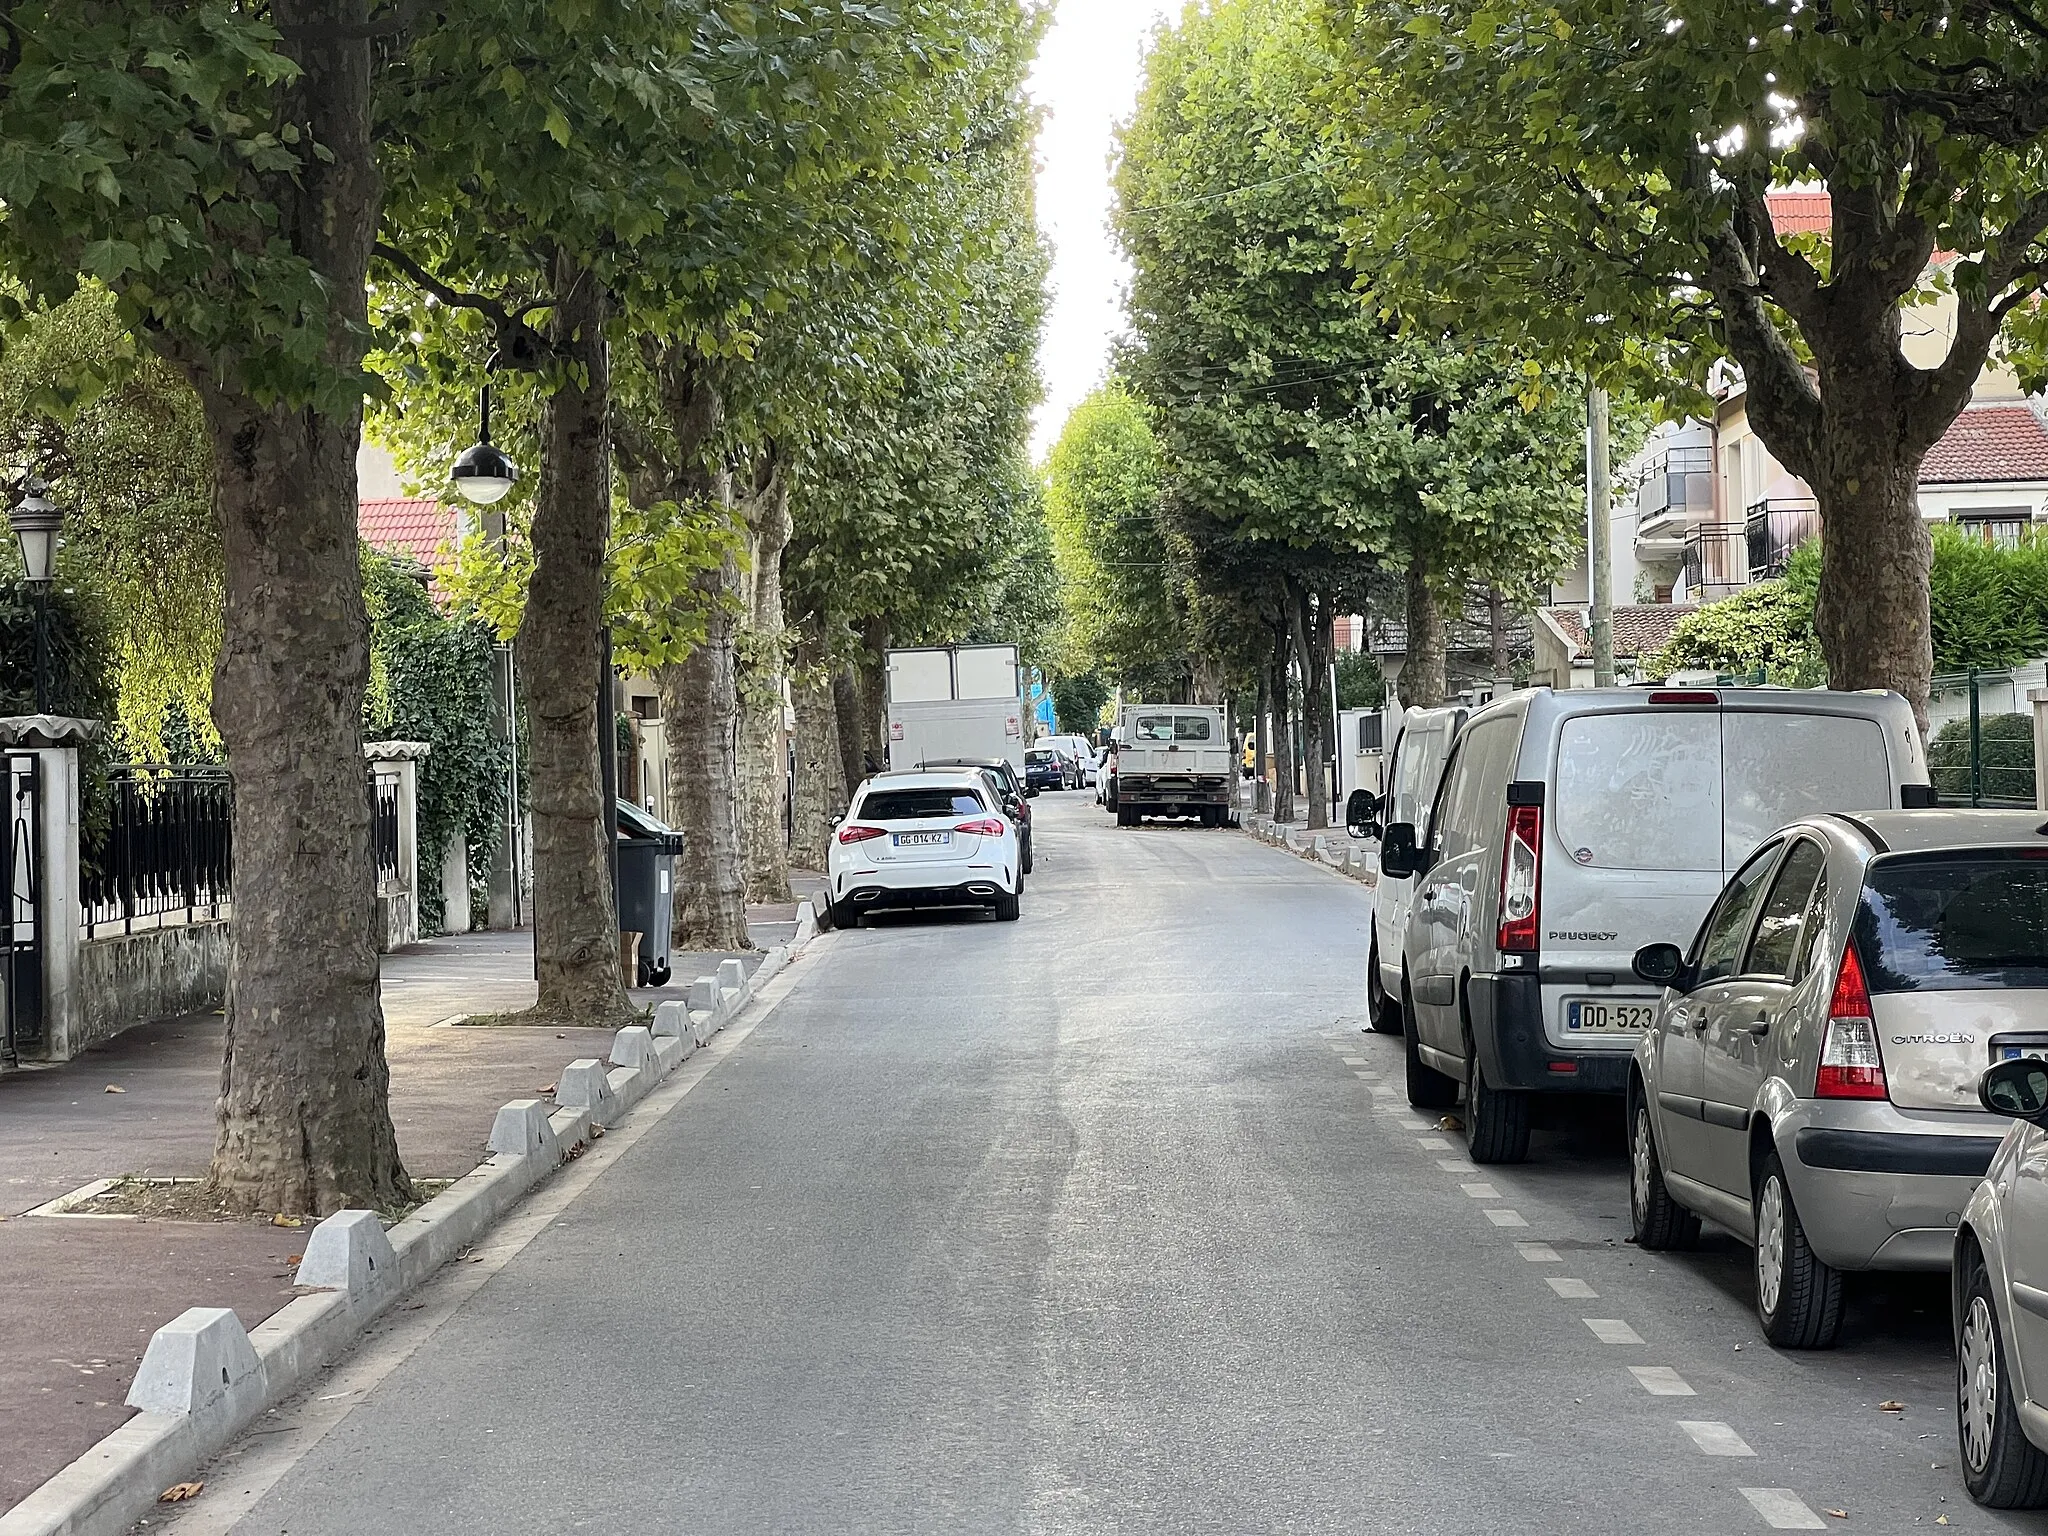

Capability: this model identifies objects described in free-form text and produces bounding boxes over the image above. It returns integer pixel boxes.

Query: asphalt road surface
[159,793,2038,1534]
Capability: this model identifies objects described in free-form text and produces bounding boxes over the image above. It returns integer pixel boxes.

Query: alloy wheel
[1962,1293,2000,1474]
[1631,1108,1654,1227]
[1756,1174,1787,1317]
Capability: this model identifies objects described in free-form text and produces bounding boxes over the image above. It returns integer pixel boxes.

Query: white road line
[1461,1182,1503,1199]
[1415,1136,1452,1150]
[1435,1158,1478,1173]
[1484,1208,1529,1227]
[1546,1277,1597,1299]
[1354,1070,1379,1079]
[1679,1421,1756,1457]
[1582,1318,1644,1345]
[1739,1489,1827,1529]
[1629,1366,1695,1396]
[1514,1241,1560,1262]
[1341,1056,1366,1065]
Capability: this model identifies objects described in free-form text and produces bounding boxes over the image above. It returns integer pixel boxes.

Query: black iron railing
[1683,522,1749,600]
[372,769,402,888]
[1745,497,1819,580]
[82,767,233,938]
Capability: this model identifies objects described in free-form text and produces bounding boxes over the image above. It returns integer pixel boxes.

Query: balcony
[1636,445,1716,541]
[1745,497,1818,580]
[1683,523,1749,601]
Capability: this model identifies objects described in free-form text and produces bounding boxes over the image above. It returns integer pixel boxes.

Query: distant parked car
[1041,734,1097,786]
[827,770,1022,927]
[1024,747,1070,792]
[1633,810,2041,1350]
[1957,1055,2048,1508]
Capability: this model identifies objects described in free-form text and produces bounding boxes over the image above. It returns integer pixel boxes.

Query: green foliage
[361,551,509,935]
[1335,651,1385,709]
[0,284,220,757]
[0,580,117,723]
[1929,713,2036,807]
[1927,527,2048,672]
[1642,544,1825,683]
[1051,672,1113,737]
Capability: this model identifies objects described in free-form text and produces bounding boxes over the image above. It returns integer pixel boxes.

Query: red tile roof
[1544,604,1699,661]
[359,498,459,567]
[1766,192,1831,236]
[1921,406,2048,485]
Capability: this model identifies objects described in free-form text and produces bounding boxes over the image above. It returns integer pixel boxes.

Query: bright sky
[1027,0,1179,464]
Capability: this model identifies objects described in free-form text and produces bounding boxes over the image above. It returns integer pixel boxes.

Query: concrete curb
[1238,811,1379,887]
[0,916,818,1536]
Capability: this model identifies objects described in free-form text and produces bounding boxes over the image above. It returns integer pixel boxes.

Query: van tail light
[1648,691,1721,705]
[836,824,887,845]
[954,818,1007,836]
[1498,803,1542,953]
[1815,942,1889,1100]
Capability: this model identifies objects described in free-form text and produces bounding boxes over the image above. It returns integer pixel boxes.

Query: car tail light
[1497,802,1542,953]
[836,824,886,845]
[1648,690,1720,705]
[1816,942,1889,1100]
[954,818,1006,836]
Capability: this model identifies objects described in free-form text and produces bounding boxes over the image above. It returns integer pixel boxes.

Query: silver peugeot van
[1376,687,1932,1163]
[1361,705,1468,1035]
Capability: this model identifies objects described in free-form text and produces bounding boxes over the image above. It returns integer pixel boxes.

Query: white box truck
[1112,703,1234,825]
[885,644,1027,774]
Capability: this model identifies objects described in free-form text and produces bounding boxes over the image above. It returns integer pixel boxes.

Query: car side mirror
[1378,822,1421,879]
[1632,942,1690,989]
[829,812,844,828]
[1980,1058,2048,1123]
[1345,788,1380,839]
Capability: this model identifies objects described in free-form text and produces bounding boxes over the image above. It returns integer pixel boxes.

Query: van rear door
[1721,710,1894,866]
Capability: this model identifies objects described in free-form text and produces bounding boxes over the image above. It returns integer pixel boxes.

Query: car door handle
[1744,1017,1771,1037]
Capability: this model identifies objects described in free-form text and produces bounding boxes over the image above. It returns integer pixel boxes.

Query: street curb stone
[0,917,819,1536]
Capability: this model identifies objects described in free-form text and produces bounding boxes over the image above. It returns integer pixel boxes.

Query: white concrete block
[651,998,689,1039]
[655,1034,691,1072]
[688,1009,715,1046]
[610,1025,659,1076]
[487,1098,559,1161]
[685,976,719,1015]
[556,1058,618,1126]
[127,1306,263,1417]
[717,988,742,1026]
[606,1064,644,1105]
[294,1209,398,1299]
[716,958,745,990]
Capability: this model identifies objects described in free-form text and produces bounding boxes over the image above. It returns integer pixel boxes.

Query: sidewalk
[0,878,820,1514]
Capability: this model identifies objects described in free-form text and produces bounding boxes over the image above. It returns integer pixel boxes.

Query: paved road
[162,794,2035,1533]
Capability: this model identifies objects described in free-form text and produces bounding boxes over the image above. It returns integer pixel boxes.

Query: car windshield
[1858,851,2048,992]
[860,787,986,820]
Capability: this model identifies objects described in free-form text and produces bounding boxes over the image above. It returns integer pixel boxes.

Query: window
[1427,717,1520,864]
[859,786,987,820]
[1555,712,1721,872]
[1722,713,1891,867]
[1744,839,1827,979]
[1694,842,1783,985]
[1951,508,2035,550]
[1173,714,1213,742]
[1857,852,2048,992]
[1133,715,1176,742]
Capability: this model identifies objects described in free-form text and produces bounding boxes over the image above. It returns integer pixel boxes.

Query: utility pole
[1588,382,1616,688]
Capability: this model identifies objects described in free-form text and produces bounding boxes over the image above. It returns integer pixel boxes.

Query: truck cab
[1114,706,1234,827]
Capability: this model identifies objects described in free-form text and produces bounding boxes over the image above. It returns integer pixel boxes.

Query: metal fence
[81,766,234,938]
[373,768,402,888]
[1927,670,2037,808]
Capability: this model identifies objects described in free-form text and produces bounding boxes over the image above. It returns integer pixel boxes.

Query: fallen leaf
[1937,1517,1950,1525]
[1437,1115,1464,1132]
[158,1482,203,1503]
[555,1032,566,1039]
[270,1214,303,1229]
[1825,1511,1847,1520]
[103,1085,125,1094]
[286,1254,303,1265]
[538,1083,556,1095]
[1879,1399,1905,1412]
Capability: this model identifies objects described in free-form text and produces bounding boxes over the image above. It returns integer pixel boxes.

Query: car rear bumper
[1466,972,1632,1094]
[1778,1104,2004,1270]
[839,878,1011,912]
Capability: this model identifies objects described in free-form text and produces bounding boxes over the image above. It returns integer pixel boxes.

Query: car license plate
[1564,998,1655,1033]
[893,832,949,847]
[1994,1037,2048,1062]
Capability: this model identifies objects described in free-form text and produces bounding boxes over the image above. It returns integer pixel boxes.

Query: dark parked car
[921,756,1034,874]
[1024,747,1071,793]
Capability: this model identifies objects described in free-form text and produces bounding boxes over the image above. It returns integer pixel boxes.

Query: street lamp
[8,478,64,713]
[451,381,518,506]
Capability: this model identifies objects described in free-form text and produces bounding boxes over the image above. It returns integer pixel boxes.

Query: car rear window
[859,787,986,820]
[1132,714,1212,742]
[1858,851,2048,992]
[1027,750,1055,763]
[1554,712,1721,871]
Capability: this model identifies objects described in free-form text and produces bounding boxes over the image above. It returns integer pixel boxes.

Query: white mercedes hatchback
[826,771,1022,929]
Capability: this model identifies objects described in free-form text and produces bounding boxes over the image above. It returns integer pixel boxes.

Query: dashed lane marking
[1546,1277,1597,1299]
[1739,1489,1826,1529]
[1461,1182,1503,1199]
[1484,1208,1530,1227]
[1354,1070,1379,1080]
[1435,1158,1478,1173]
[1582,1318,1644,1345]
[1341,1056,1366,1065]
[1514,1242,1560,1262]
[1415,1137,1452,1150]
[1629,1367,1695,1397]
[1678,1421,1756,1457]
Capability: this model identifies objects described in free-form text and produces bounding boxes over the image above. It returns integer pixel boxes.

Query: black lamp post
[8,479,64,714]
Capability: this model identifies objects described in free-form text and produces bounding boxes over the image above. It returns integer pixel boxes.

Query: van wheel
[1754,1153,1842,1349]
[1403,988,1458,1109]
[1630,1096,1700,1250]
[1465,1047,1530,1164]
[1366,947,1402,1035]
[1959,1248,2048,1507]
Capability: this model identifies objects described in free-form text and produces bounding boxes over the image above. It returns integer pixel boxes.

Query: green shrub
[1929,710,2036,805]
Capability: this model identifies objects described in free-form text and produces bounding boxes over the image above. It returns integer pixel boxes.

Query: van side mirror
[1345,788,1380,837]
[1980,1058,2048,1123]
[1378,822,1421,879]
[1633,943,1690,989]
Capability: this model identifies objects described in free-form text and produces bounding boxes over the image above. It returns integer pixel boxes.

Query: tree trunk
[1404,558,1447,708]
[737,466,793,903]
[515,257,637,1028]
[855,614,889,774]
[1269,635,1296,825]
[1290,582,1332,831]
[831,664,867,796]
[790,615,843,873]
[1812,448,1933,734]
[660,590,751,952]
[1488,584,1511,688]
[191,0,407,1215]
[1254,670,1271,814]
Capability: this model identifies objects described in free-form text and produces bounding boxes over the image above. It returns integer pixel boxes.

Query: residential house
[1530,603,1698,690]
